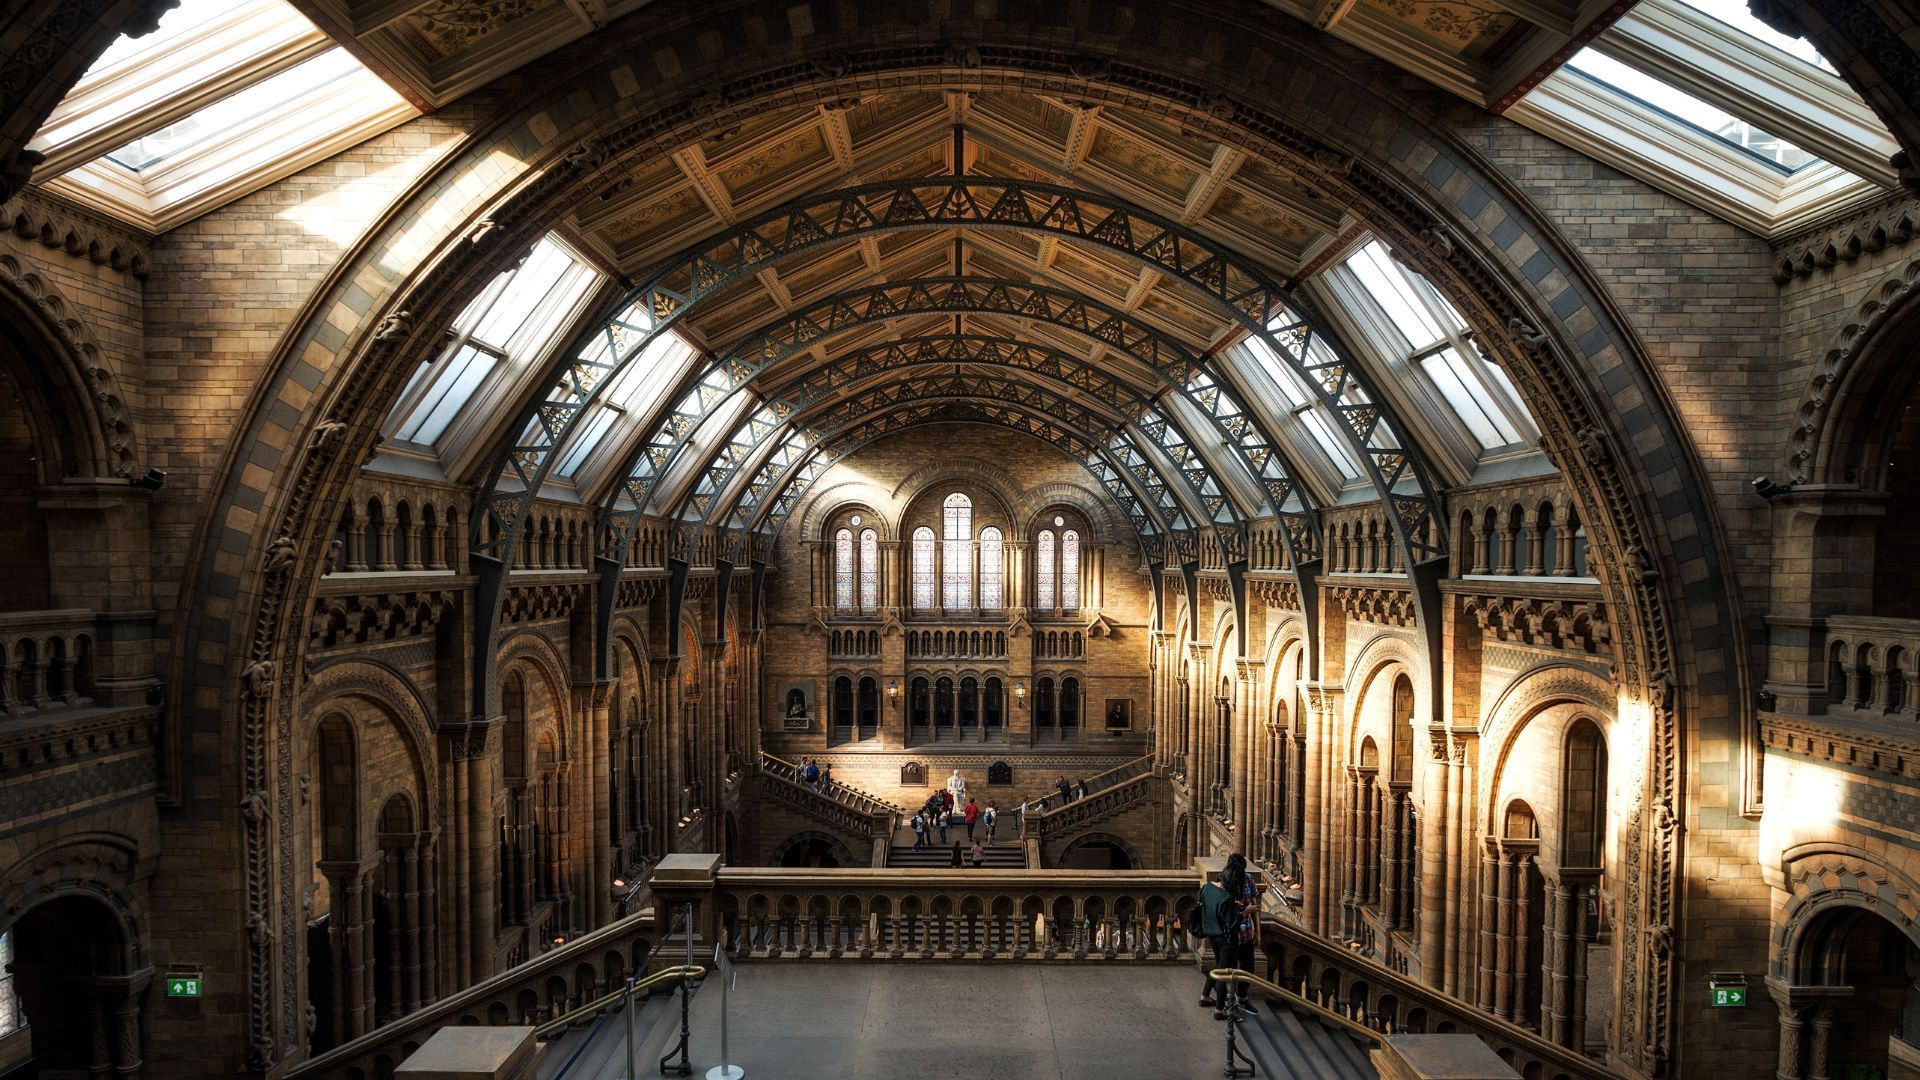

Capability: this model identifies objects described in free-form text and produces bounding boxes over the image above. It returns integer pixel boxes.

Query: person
[1073,778,1087,801]
[941,788,954,816]
[1221,853,1260,1018]
[970,840,984,868]
[984,803,997,845]
[950,841,963,868]
[818,762,834,788]
[1056,775,1072,805]
[911,812,925,850]
[963,798,979,841]
[937,808,950,844]
[1197,865,1236,1020]
[801,757,820,790]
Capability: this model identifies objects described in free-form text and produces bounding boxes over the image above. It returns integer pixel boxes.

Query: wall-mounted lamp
[1013,681,1027,710]
[887,680,900,709]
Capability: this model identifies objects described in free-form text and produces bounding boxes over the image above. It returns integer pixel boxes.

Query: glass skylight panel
[89,0,255,74]
[1348,242,1446,349]
[1564,48,1817,171]
[397,346,496,445]
[1672,0,1835,73]
[105,48,360,171]
[555,406,619,477]
[1299,409,1362,480]
[1419,349,1522,450]
[1238,338,1309,408]
[469,241,584,347]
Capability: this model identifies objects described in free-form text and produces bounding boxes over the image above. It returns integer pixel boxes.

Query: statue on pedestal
[946,769,968,809]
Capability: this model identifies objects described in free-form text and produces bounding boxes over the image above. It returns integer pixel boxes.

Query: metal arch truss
[465,178,1451,715]
[601,279,1326,573]
[670,336,1259,561]
[683,370,1220,564]
[744,398,1197,566]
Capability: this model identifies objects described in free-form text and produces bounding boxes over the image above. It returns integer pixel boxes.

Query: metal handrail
[1209,968,1383,1044]
[532,964,707,1039]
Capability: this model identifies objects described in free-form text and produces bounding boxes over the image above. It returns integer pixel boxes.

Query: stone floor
[649,963,1234,1080]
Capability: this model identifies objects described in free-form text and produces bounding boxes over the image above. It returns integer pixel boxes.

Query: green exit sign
[1711,985,1747,1007]
[165,977,202,998]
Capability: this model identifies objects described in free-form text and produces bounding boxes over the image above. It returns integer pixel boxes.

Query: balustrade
[713,867,1197,963]
[0,608,156,714]
[1824,616,1920,715]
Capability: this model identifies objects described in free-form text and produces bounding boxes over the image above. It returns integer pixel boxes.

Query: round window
[850,514,862,526]
[1053,515,1064,527]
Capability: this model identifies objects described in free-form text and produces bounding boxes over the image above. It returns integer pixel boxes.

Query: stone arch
[1341,633,1425,743]
[176,13,1750,1065]
[1059,832,1144,870]
[794,479,898,542]
[301,658,442,826]
[1014,482,1126,547]
[813,497,889,541]
[1787,255,1920,488]
[0,252,138,480]
[1777,842,1920,984]
[0,831,145,974]
[772,831,855,869]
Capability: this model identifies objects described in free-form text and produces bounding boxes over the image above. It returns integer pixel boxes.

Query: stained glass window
[1060,530,1081,612]
[942,493,972,607]
[834,529,853,610]
[911,527,936,610]
[859,529,878,609]
[1036,528,1056,611]
[978,526,1004,609]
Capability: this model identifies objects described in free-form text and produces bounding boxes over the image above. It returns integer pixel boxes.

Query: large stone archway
[121,3,1758,1072]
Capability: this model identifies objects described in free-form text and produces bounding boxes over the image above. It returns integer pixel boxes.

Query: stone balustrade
[1824,615,1920,715]
[0,607,158,712]
[1020,755,1153,826]
[711,866,1199,962]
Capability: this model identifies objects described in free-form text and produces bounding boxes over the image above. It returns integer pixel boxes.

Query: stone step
[1239,998,1378,1080]
[886,844,1026,868]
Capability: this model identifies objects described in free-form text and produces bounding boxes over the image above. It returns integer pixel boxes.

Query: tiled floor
[649,963,1231,1080]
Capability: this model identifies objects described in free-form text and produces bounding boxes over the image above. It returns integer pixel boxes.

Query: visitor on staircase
[984,804,997,845]
[911,812,926,850]
[970,840,984,867]
[949,842,963,867]
[964,798,979,840]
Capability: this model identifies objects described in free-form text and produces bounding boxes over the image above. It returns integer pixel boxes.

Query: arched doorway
[7,894,143,1077]
[776,835,848,868]
[1782,905,1920,1080]
[1059,835,1137,870]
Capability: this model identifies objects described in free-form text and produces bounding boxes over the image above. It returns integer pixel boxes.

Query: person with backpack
[1196,865,1237,1019]
[911,812,926,850]
[963,798,979,841]
[983,803,997,845]
[1220,853,1260,1017]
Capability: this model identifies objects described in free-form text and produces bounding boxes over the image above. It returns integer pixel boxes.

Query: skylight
[88,0,255,74]
[387,236,601,452]
[1673,0,1834,73]
[1564,48,1816,172]
[106,49,362,171]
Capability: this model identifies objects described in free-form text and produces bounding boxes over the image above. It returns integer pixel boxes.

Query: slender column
[346,505,369,572]
[1513,852,1532,1026]
[383,848,404,1021]
[1808,1004,1834,1080]
[110,980,144,1077]
[466,726,497,979]
[1380,787,1398,923]
[1476,839,1497,1010]
[1544,877,1572,1045]
[405,844,427,1011]
[1570,882,1591,1051]
[1772,989,1805,1080]
[1494,849,1516,1020]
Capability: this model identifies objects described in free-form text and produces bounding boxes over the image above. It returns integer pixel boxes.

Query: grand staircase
[885,835,1026,868]
[1238,1002,1378,1079]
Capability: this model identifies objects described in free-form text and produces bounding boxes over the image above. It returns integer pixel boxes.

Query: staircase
[886,836,1026,868]
[1238,1003,1378,1079]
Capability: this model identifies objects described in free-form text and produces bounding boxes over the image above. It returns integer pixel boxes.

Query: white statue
[947,769,968,806]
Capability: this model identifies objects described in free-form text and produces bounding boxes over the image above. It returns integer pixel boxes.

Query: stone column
[466,722,498,980]
[1476,838,1498,1011]
[1809,1003,1834,1080]
[1770,981,1806,1080]
[584,678,615,927]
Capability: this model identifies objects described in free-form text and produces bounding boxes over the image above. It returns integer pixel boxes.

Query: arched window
[960,677,978,728]
[1037,676,1056,728]
[978,526,1004,609]
[834,528,854,610]
[857,677,878,731]
[911,527,936,609]
[935,676,955,728]
[942,493,972,607]
[859,528,879,609]
[910,677,930,727]
[984,677,1003,730]
[833,675,853,728]
[1060,530,1080,612]
[1036,528,1056,610]
[1060,676,1080,729]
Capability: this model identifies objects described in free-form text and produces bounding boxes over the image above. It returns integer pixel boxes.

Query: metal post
[1220,976,1256,1078]
[625,975,636,1080]
[660,904,695,1076]
[704,942,742,1080]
